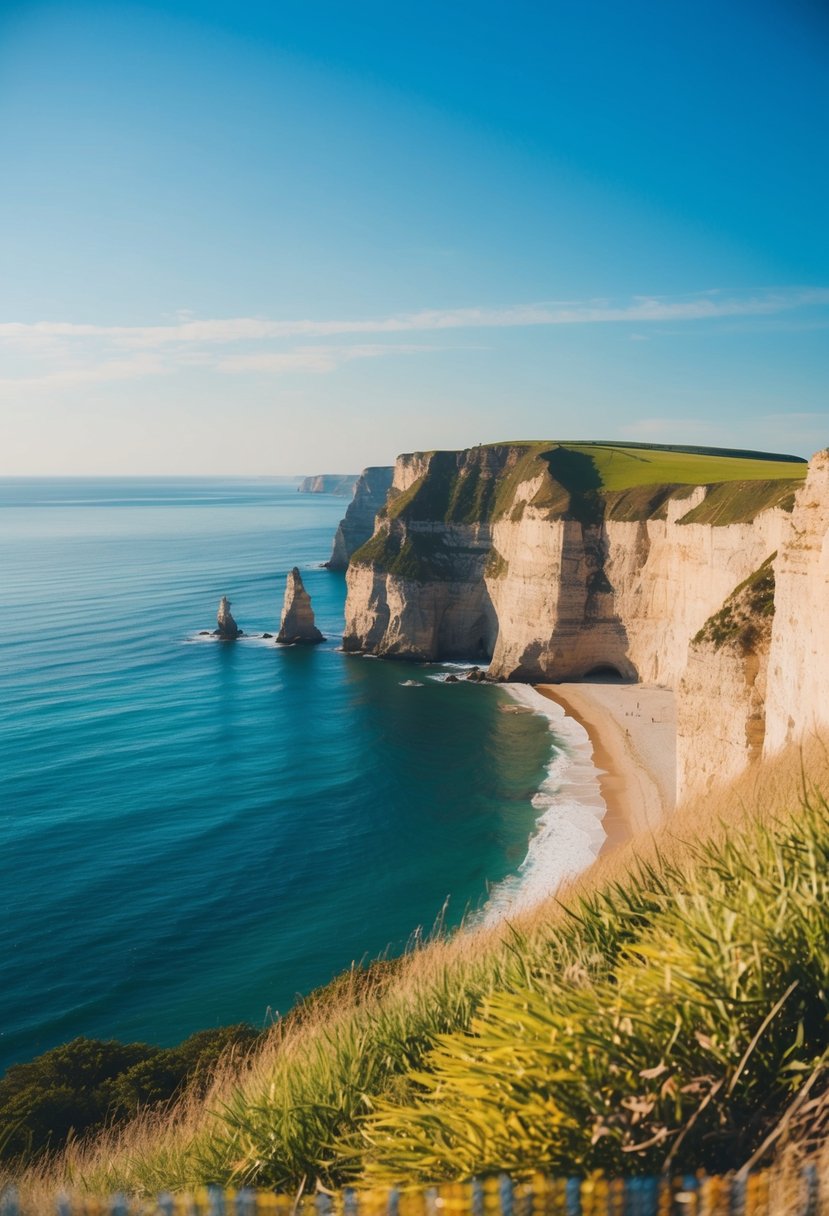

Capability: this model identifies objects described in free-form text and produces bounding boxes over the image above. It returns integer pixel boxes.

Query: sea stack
[276,568,325,644]
[214,596,241,639]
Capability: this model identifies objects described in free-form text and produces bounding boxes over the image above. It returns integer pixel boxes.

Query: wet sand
[535,682,676,849]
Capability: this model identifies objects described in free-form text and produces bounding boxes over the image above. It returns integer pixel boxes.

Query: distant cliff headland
[339,440,828,805]
[297,473,358,496]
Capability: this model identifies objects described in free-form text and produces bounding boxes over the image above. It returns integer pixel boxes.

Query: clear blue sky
[1,0,827,473]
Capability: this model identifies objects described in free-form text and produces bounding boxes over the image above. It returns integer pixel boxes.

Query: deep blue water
[0,479,554,1073]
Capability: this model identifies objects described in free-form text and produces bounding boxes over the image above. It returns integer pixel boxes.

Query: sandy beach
[535,682,676,850]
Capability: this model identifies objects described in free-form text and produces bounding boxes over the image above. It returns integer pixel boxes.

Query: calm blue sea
[0,479,555,1073]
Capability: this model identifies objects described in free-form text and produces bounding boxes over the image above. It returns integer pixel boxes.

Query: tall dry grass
[7,737,829,1210]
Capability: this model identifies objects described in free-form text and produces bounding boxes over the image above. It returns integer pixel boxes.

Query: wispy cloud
[0,354,168,391]
[0,289,826,394]
[215,343,432,374]
[0,288,826,352]
[0,343,431,395]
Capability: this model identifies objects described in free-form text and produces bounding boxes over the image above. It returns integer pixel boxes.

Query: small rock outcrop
[276,568,325,644]
[328,466,394,570]
[214,596,241,639]
[465,666,489,682]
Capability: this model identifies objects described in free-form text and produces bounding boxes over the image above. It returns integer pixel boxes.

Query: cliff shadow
[539,445,605,526]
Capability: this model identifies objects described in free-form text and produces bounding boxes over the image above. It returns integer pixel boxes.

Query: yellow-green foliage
[357,799,829,1179]
[694,555,777,651]
[679,481,800,526]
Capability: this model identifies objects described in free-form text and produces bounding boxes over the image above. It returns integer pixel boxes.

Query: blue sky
[1,0,827,474]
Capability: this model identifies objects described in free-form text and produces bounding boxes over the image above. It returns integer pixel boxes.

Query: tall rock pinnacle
[276,568,325,644]
[214,596,241,639]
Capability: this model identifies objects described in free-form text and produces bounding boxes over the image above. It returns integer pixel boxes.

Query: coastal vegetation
[694,554,777,652]
[5,740,829,1207]
[0,1027,259,1166]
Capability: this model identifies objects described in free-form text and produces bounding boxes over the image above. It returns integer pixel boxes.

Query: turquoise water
[0,479,554,1073]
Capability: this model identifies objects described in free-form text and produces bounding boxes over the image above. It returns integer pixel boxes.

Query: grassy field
[6,738,829,1209]
[560,442,806,491]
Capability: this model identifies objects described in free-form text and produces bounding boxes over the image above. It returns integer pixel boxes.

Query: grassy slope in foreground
[10,740,829,1203]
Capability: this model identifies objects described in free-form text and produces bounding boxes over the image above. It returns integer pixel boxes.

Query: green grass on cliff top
[486,440,807,491]
[569,444,806,490]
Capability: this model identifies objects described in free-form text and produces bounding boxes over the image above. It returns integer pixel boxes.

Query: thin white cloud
[0,288,827,350]
[0,344,431,394]
[216,343,431,374]
[1,290,826,395]
[0,355,167,391]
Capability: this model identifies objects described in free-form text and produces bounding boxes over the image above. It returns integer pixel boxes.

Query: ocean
[0,478,604,1075]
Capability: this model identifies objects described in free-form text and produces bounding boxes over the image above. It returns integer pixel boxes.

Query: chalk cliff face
[764,450,829,754]
[343,442,827,801]
[342,448,511,658]
[328,466,394,570]
[485,493,788,685]
[676,557,774,799]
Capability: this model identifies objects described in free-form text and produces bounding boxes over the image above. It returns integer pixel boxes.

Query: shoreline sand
[535,682,676,851]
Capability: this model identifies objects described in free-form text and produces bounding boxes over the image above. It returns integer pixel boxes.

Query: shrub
[0,1025,259,1164]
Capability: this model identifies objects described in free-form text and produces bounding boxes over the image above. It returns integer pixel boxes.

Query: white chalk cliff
[343,442,828,802]
[297,474,357,496]
[764,450,829,754]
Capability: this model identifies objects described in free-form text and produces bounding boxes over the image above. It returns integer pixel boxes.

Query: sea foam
[482,685,608,920]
